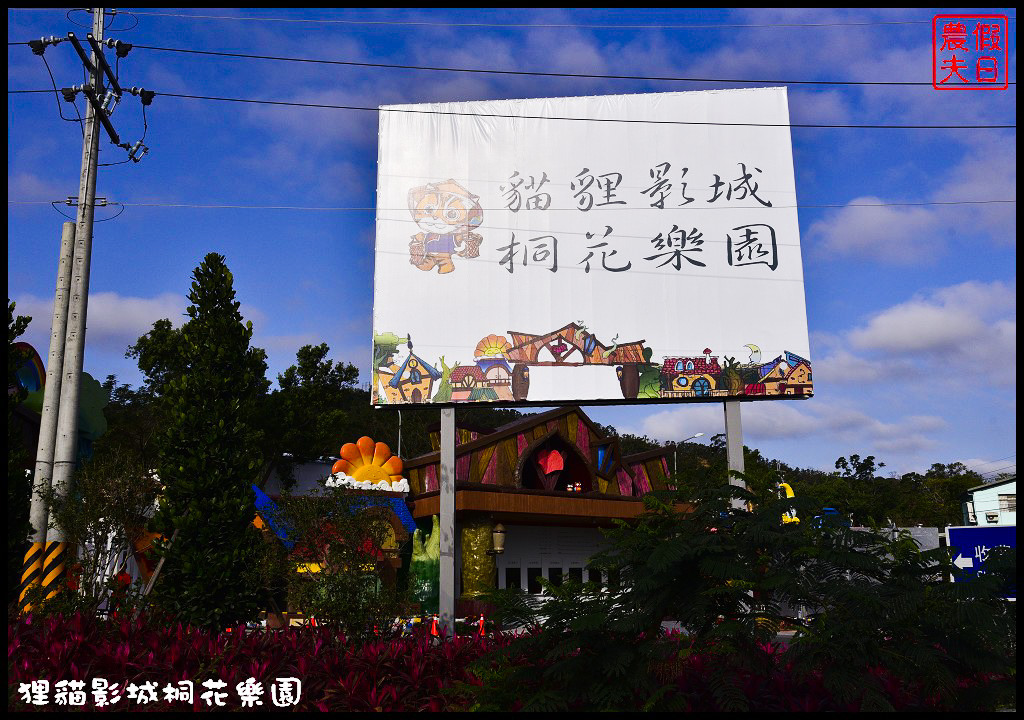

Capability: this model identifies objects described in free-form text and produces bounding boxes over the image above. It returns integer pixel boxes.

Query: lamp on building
[487,523,506,555]
[673,433,705,477]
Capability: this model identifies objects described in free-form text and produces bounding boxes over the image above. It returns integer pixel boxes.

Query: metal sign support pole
[439,407,456,637]
[724,402,746,509]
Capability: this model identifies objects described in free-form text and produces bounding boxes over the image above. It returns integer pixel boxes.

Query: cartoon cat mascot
[407,179,483,274]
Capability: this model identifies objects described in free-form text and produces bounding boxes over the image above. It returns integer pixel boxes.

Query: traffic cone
[478,614,485,636]
[430,614,439,637]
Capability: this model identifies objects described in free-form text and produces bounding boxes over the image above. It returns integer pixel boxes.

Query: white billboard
[372,87,811,406]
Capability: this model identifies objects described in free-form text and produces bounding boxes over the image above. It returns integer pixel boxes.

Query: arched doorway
[693,377,711,397]
[519,433,594,493]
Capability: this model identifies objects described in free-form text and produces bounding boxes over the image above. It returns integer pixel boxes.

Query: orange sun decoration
[331,436,404,486]
[474,333,511,358]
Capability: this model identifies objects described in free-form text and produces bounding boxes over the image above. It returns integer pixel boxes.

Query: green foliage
[8,300,33,603]
[134,253,271,628]
[637,347,662,399]
[260,344,359,489]
[468,478,1015,711]
[431,355,458,403]
[96,376,162,470]
[408,515,441,613]
[279,481,406,641]
[41,445,160,612]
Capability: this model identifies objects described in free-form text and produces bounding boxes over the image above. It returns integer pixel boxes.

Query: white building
[962,477,1016,526]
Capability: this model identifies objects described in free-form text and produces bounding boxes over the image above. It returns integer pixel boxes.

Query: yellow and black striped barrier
[18,542,45,612]
[40,541,69,600]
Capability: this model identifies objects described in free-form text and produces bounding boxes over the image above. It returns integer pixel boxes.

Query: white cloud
[789,89,853,126]
[14,291,186,353]
[813,348,917,383]
[638,397,947,454]
[7,172,65,202]
[848,281,1015,361]
[814,280,1015,390]
[807,197,945,264]
[806,131,1016,264]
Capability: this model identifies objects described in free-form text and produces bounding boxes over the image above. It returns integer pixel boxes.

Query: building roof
[451,365,486,384]
[406,405,669,472]
[475,357,512,373]
[965,477,1017,494]
[388,352,442,388]
[662,356,722,375]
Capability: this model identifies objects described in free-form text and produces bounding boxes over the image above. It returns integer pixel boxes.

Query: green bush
[469,478,1015,711]
[280,481,407,641]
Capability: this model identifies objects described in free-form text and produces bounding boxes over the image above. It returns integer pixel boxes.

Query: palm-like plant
[467,478,1016,711]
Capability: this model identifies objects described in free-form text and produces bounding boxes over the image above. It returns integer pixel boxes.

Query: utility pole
[19,222,75,611]
[18,9,152,608]
[42,6,107,601]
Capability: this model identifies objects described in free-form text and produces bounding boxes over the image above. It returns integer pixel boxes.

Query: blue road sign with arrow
[946,524,1016,599]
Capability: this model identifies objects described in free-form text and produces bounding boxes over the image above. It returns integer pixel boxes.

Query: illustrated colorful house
[449,366,501,402]
[659,352,726,398]
[376,351,442,404]
[402,406,680,612]
[475,357,512,386]
[757,352,813,396]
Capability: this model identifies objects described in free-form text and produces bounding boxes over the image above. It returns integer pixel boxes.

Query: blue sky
[7,8,1016,478]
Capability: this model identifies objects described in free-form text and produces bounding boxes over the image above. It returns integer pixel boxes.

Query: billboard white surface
[372,87,811,406]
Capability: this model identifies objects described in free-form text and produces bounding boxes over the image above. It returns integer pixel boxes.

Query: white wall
[496,525,610,592]
[970,481,1016,526]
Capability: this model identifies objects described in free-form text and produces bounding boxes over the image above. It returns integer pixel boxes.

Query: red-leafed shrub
[8,611,510,712]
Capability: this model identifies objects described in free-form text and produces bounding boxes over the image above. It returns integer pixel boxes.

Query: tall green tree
[8,301,33,602]
[130,253,270,627]
[260,344,359,486]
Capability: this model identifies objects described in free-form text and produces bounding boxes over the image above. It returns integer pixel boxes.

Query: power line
[113,91,1024,129]
[966,454,1016,472]
[8,199,1017,212]
[126,43,1001,87]
[12,40,1017,87]
[8,88,1018,129]
[979,464,1017,478]
[99,10,1003,29]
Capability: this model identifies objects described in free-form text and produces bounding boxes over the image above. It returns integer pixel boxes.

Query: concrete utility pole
[724,402,746,510]
[439,408,456,636]
[19,222,76,611]
[42,6,106,599]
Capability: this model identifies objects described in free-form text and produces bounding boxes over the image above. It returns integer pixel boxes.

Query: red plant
[8,614,1008,712]
[8,612,512,712]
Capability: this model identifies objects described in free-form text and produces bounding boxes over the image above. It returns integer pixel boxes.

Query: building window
[548,567,563,587]
[568,567,583,584]
[999,494,1016,512]
[587,569,602,586]
[505,567,522,590]
[527,567,543,594]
